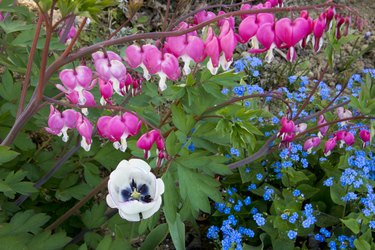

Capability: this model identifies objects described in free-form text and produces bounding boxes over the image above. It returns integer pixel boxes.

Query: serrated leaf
[27,231,71,250]
[171,105,195,135]
[82,203,107,229]
[177,166,221,213]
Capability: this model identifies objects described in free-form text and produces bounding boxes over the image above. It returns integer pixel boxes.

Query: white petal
[106,194,117,208]
[318,131,323,139]
[119,135,128,152]
[111,78,123,96]
[157,72,168,91]
[113,141,121,150]
[219,54,232,71]
[250,37,259,49]
[140,64,151,81]
[118,200,157,214]
[81,108,89,116]
[207,59,219,75]
[265,44,276,63]
[81,137,91,151]
[61,127,69,142]
[129,158,151,172]
[142,197,162,220]
[154,178,165,198]
[181,55,192,75]
[76,87,86,105]
[118,209,140,222]
[100,97,107,106]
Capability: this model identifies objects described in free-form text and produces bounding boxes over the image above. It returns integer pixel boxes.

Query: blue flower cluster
[301,204,316,228]
[208,187,258,250]
[233,56,262,74]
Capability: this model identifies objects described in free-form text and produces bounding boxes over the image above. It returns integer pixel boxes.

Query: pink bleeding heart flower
[194,10,216,24]
[359,130,370,148]
[205,27,221,75]
[76,114,93,151]
[59,25,76,44]
[217,11,235,29]
[158,53,181,91]
[299,11,314,49]
[98,78,113,105]
[281,132,295,148]
[335,130,355,147]
[0,12,4,21]
[294,123,307,134]
[317,115,329,138]
[124,45,144,73]
[122,112,142,137]
[106,115,128,152]
[335,14,345,40]
[337,107,352,124]
[325,7,335,31]
[132,78,143,96]
[303,137,321,154]
[249,22,277,63]
[60,109,79,142]
[343,16,351,37]
[266,0,280,7]
[59,66,93,105]
[142,44,162,74]
[238,13,274,48]
[92,51,122,62]
[45,106,79,142]
[277,117,295,139]
[56,82,96,116]
[312,13,327,52]
[218,20,238,71]
[324,137,337,156]
[97,116,112,139]
[239,4,251,20]
[136,130,161,159]
[94,58,127,96]
[275,17,310,62]
[45,105,64,136]
[165,35,205,75]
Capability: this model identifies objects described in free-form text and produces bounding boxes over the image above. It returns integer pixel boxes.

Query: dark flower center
[121,178,152,203]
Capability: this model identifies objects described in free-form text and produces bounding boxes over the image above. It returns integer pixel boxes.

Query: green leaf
[330,183,346,206]
[204,70,244,87]
[27,231,71,250]
[83,163,102,187]
[354,238,371,250]
[96,235,112,250]
[0,70,20,102]
[0,146,19,165]
[341,218,360,234]
[167,214,185,250]
[165,132,179,157]
[82,203,107,229]
[140,223,169,250]
[0,20,34,34]
[177,166,221,213]
[171,104,195,135]
[162,172,179,223]
[0,210,50,236]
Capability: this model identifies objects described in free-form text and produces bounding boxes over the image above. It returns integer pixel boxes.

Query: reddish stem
[17,13,43,118]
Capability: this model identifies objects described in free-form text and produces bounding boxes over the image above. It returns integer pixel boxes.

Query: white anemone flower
[106,159,165,222]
